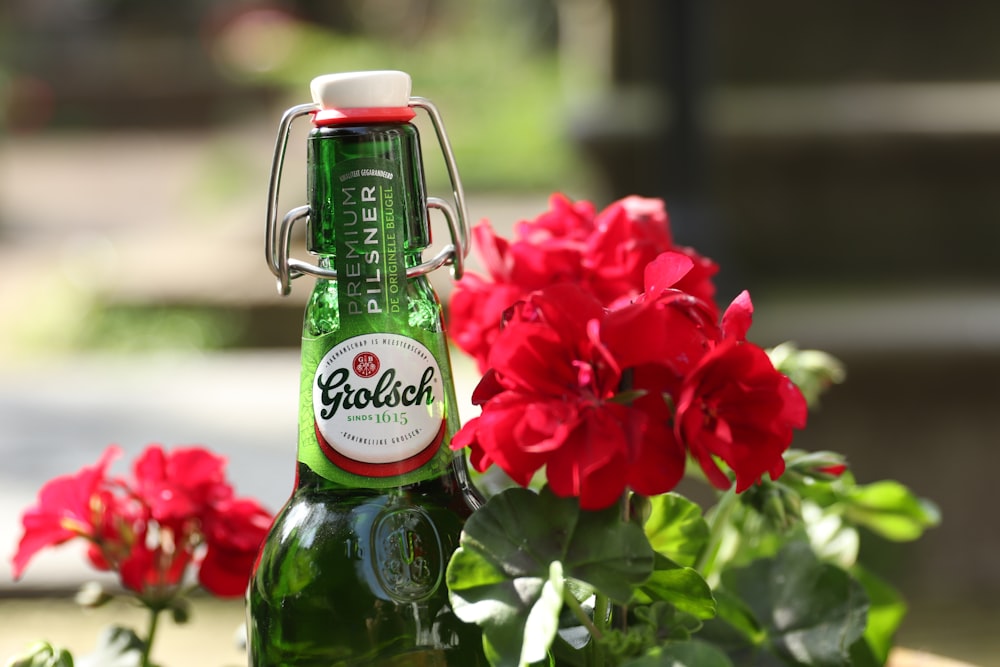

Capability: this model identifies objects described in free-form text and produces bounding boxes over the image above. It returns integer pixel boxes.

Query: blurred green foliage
[74,303,245,352]
[238,1,586,192]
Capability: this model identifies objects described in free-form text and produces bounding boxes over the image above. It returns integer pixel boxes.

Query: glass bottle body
[247,122,484,666]
[247,469,483,666]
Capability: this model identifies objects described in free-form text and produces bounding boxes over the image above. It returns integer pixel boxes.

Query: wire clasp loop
[264,99,470,296]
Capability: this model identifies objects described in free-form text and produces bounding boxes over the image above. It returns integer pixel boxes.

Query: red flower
[453,239,809,507]
[452,284,688,510]
[449,194,719,372]
[118,526,194,599]
[603,252,719,374]
[12,446,120,580]
[515,193,596,244]
[12,444,272,601]
[199,497,273,597]
[131,445,233,522]
[584,196,676,306]
[675,338,808,492]
[447,273,525,374]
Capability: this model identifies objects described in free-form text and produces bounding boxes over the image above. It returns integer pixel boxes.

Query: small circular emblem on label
[353,352,380,378]
[313,333,446,477]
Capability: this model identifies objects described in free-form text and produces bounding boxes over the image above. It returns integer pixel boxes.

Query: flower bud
[784,450,849,482]
[768,342,845,407]
[75,581,112,609]
[628,493,652,526]
[169,597,192,625]
[742,480,802,530]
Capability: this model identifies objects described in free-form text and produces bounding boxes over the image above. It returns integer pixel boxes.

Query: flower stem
[141,606,162,667]
[563,589,602,640]
[562,590,609,667]
[696,488,739,579]
[591,593,611,667]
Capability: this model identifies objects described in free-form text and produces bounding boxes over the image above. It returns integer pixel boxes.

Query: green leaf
[634,553,716,620]
[697,590,768,665]
[851,565,907,664]
[844,480,940,542]
[4,641,74,667]
[719,541,869,667]
[847,636,881,667]
[75,626,146,667]
[521,561,565,666]
[622,639,735,667]
[643,494,709,568]
[713,589,766,645]
[447,486,655,667]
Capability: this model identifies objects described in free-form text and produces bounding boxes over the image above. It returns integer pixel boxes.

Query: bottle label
[297,151,456,487]
[333,159,402,322]
[312,333,447,478]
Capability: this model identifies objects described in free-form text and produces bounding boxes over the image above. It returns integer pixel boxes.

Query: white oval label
[312,333,446,477]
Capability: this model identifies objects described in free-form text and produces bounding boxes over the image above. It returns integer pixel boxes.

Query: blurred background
[1,0,998,664]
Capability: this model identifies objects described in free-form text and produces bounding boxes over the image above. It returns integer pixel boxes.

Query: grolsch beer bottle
[248,70,486,667]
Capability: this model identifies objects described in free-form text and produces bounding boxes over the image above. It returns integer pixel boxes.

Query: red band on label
[313,107,416,126]
[314,421,446,478]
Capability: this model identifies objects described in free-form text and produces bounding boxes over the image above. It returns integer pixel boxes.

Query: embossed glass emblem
[372,506,444,602]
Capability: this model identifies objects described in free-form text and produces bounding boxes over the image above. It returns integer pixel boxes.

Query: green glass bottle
[249,71,485,667]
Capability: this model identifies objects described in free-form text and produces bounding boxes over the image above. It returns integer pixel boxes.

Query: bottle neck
[307,122,429,251]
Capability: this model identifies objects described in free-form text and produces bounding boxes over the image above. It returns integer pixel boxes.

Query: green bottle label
[333,159,403,320]
[297,156,456,487]
[312,333,446,478]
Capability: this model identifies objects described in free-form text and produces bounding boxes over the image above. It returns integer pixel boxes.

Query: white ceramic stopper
[310,71,412,110]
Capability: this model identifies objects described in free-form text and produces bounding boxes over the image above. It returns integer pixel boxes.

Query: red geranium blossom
[12,446,120,580]
[585,196,716,311]
[453,280,697,510]
[453,236,808,508]
[675,338,808,492]
[131,445,233,523]
[199,497,274,596]
[12,444,272,600]
[449,193,719,371]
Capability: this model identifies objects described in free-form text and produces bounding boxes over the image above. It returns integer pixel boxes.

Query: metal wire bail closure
[265,98,470,296]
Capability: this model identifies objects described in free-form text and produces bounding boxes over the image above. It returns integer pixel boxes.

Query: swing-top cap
[310,71,416,125]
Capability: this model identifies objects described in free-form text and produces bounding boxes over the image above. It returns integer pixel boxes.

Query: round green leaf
[851,564,907,664]
[634,554,717,620]
[720,541,869,667]
[447,486,655,667]
[643,494,709,568]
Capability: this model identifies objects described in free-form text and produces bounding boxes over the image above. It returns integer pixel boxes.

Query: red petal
[545,408,628,510]
[490,395,580,485]
[622,409,686,497]
[721,290,754,341]
[642,252,695,297]
[11,446,120,580]
[132,445,232,523]
[199,544,257,597]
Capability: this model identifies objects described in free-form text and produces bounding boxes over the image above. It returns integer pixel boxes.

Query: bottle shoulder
[289,462,480,509]
[303,275,444,339]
